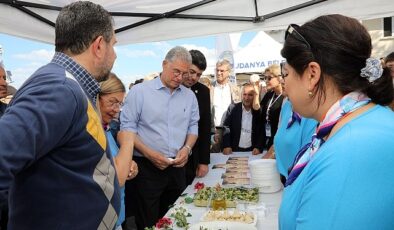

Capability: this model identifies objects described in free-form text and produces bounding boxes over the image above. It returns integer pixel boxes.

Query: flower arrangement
[144,207,191,230]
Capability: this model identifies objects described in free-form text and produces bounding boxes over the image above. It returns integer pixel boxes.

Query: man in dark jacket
[183,49,211,185]
[222,83,263,155]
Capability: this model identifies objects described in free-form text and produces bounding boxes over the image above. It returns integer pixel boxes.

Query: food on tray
[228,156,249,161]
[202,210,255,224]
[225,168,249,173]
[221,172,248,178]
[193,186,259,207]
[222,178,250,186]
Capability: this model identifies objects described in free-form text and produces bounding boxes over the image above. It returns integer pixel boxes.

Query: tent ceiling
[1,0,393,45]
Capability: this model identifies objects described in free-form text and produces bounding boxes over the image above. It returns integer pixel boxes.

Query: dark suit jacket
[260,90,284,150]
[185,82,211,184]
[222,102,263,151]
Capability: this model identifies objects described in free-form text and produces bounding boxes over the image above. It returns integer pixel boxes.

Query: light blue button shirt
[120,76,199,158]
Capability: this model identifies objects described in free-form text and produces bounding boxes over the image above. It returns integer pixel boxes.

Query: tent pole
[115,0,216,33]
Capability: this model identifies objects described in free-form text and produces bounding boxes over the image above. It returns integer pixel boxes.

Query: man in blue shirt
[0,2,120,229]
[121,46,199,229]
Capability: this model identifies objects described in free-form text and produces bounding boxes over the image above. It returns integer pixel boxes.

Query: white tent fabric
[234,31,284,73]
[1,0,394,45]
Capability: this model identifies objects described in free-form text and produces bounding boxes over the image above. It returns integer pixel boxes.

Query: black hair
[189,49,207,71]
[55,1,114,54]
[281,14,393,106]
[385,52,394,63]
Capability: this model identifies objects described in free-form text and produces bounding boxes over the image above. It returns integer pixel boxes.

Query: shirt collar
[51,52,100,103]
[242,104,252,113]
[154,74,182,92]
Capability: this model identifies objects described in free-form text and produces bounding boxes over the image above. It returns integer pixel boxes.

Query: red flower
[194,182,205,191]
[155,217,172,229]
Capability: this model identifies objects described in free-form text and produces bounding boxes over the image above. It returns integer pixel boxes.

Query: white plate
[200,210,257,226]
[189,221,258,230]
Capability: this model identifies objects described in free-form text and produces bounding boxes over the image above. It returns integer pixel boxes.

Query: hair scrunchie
[360,57,383,83]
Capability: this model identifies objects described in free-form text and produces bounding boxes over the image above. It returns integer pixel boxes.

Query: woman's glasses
[285,24,312,50]
[101,97,123,109]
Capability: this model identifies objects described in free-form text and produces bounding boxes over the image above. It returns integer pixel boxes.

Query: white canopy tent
[234,31,284,73]
[1,0,394,45]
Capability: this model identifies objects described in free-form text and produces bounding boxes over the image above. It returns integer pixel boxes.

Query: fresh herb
[170,207,191,229]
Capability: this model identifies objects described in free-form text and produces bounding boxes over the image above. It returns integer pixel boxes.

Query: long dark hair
[281,14,393,105]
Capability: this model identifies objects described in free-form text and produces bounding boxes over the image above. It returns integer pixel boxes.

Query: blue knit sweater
[0,61,120,230]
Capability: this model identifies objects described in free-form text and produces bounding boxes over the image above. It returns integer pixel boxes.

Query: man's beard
[96,62,112,82]
[96,69,111,82]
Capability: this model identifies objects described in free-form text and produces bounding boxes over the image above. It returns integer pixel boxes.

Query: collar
[242,104,252,113]
[51,52,100,103]
[154,75,182,92]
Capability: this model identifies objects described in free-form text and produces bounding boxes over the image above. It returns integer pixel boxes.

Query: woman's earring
[308,91,313,97]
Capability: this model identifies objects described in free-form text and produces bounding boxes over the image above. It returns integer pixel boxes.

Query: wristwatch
[183,145,192,156]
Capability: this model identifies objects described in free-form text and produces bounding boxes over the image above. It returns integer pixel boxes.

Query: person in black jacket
[183,49,211,185]
[260,64,284,150]
[222,83,263,155]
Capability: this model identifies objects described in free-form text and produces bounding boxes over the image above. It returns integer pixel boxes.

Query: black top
[185,82,211,184]
[260,90,284,150]
[222,102,263,151]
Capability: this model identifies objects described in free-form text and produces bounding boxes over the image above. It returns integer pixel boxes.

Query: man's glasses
[285,24,312,50]
[216,69,229,73]
[173,69,189,78]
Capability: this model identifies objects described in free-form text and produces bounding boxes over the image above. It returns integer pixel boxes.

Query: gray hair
[165,46,192,64]
[216,59,233,71]
[55,1,114,54]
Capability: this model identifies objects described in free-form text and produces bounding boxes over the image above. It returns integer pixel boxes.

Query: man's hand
[252,148,261,155]
[223,147,232,155]
[147,151,174,170]
[172,147,189,167]
[196,164,209,177]
[127,160,138,180]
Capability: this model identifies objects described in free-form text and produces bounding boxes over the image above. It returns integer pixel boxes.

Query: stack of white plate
[248,159,282,193]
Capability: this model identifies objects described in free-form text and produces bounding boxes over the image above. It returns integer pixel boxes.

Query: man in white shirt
[210,59,241,152]
[222,83,263,155]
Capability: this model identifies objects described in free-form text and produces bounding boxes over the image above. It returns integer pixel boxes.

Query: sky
[0,31,257,90]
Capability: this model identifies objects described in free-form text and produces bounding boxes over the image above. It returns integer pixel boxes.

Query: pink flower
[194,182,205,191]
[155,217,172,229]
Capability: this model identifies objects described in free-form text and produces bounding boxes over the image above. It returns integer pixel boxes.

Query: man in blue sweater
[0,2,121,229]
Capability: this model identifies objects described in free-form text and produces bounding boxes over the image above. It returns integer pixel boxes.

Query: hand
[172,147,189,167]
[127,160,138,180]
[213,134,219,143]
[222,147,232,155]
[262,146,275,159]
[196,164,209,177]
[252,148,261,155]
[147,151,174,170]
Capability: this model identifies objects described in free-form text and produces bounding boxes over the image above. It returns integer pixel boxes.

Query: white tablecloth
[165,152,282,229]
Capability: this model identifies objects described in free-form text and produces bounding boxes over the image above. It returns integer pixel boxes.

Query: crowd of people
[0,1,393,230]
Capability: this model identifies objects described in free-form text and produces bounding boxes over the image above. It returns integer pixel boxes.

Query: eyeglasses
[285,24,312,50]
[216,69,229,73]
[173,69,189,78]
[101,97,124,109]
[280,62,288,78]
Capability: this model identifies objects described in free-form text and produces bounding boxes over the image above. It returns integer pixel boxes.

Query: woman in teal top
[273,99,317,178]
[99,73,138,229]
[279,14,394,229]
